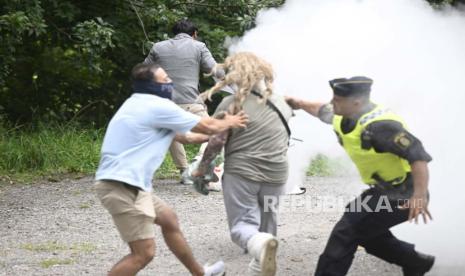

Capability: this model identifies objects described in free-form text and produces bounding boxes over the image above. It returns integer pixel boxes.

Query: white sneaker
[207,163,224,192]
[180,169,194,185]
[184,159,220,195]
[248,258,261,276]
[247,233,278,276]
[206,181,222,192]
[203,260,226,276]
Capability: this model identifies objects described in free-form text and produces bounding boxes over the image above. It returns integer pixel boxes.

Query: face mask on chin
[132,80,174,100]
[153,82,174,99]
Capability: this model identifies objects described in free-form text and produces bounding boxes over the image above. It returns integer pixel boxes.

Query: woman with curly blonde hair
[202,52,274,114]
[192,52,293,276]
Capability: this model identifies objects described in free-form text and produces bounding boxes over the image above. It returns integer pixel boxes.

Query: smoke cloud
[228,0,465,268]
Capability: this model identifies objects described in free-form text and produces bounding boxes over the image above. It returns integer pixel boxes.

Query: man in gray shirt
[144,19,223,184]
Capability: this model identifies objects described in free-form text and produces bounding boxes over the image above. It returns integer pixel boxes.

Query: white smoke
[229,0,465,268]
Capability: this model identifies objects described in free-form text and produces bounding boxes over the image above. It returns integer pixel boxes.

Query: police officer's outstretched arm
[285,96,322,115]
[285,96,333,124]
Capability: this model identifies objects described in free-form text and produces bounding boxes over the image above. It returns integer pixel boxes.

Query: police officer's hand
[284,96,302,110]
[401,192,433,224]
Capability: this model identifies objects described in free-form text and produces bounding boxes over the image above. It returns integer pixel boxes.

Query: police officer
[285,76,434,276]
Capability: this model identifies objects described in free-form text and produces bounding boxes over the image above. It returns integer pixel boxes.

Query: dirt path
[0,175,449,275]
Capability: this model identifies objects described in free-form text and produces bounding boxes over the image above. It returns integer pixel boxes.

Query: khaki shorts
[95,180,167,243]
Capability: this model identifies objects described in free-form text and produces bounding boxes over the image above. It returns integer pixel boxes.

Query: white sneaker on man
[247,232,279,276]
[183,159,221,194]
[206,163,224,192]
[203,260,226,276]
[206,181,222,192]
[180,169,194,185]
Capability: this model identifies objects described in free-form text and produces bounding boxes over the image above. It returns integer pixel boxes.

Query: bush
[0,122,201,184]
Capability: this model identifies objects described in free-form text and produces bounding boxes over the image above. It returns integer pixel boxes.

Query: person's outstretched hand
[224,111,249,129]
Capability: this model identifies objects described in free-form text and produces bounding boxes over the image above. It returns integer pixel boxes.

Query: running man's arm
[143,45,159,64]
[199,43,217,74]
[174,132,210,144]
[190,111,248,135]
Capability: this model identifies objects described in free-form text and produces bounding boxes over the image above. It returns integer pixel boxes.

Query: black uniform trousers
[314,181,421,276]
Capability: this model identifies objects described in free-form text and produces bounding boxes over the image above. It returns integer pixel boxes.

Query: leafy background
[0,0,287,126]
[0,0,462,181]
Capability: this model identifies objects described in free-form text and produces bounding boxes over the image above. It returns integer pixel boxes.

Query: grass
[40,258,74,268]
[0,123,103,183]
[155,144,200,179]
[0,123,200,184]
[21,241,96,253]
[307,153,349,177]
[79,203,91,209]
[21,241,95,269]
[1,123,344,183]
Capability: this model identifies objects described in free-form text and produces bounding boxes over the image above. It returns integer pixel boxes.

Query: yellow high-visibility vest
[333,105,411,185]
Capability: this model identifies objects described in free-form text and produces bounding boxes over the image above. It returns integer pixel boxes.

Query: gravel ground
[0,175,452,275]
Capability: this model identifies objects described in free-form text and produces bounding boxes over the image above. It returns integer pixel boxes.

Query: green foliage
[0,124,199,183]
[307,153,349,177]
[307,154,334,177]
[0,0,285,125]
[73,18,116,66]
[155,144,200,179]
[1,0,457,125]
[0,124,103,178]
[429,0,465,6]
[0,0,458,182]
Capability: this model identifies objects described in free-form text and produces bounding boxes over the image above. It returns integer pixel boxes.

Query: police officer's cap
[329,76,373,97]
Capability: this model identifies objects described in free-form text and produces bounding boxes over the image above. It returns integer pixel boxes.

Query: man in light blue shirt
[95,63,247,276]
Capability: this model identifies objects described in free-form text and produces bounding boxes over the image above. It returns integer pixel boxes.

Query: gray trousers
[222,172,285,250]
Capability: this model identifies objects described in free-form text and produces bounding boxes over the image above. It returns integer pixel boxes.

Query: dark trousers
[314,186,420,276]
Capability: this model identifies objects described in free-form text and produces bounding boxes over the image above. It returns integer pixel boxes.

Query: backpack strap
[250,91,291,138]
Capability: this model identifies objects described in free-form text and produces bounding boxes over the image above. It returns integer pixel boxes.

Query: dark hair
[131,63,160,81]
[172,19,198,36]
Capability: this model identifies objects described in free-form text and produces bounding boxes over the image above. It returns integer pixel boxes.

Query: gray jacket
[144,33,218,104]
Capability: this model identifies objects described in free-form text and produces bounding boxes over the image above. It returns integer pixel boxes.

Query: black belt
[370,173,414,201]
[371,173,410,190]
[250,91,291,139]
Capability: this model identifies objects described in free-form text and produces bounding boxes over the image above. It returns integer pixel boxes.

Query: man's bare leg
[108,238,155,276]
[155,207,204,276]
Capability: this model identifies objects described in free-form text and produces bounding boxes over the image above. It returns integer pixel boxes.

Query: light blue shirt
[95,93,201,191]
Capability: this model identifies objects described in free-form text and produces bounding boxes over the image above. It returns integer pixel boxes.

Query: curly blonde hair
[202,52,274,113]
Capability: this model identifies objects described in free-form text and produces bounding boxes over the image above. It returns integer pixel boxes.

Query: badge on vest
[394,132,412,149]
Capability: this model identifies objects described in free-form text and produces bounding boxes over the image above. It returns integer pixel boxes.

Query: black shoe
[402,252,435,276]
